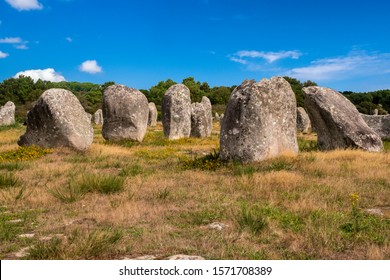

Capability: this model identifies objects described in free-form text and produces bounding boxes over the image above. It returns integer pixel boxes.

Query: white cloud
[0,37,22,44]
[66,37,73,43]
[231,50,302,64]
[0,51,9,58]
[79,60,102,74]
[285,51,390,81]
[0,36,29,49]
[14,68,66,82]
[5,0,43,11]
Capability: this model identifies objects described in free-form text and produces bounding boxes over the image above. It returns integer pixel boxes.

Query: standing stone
[215,112,220,121]
[201,96,212,136]
[361,114,390,140]
[93,109,103,125]
[374,109,379,116]
[303,86,383,151]
[162,84,191,140]
[18,89,93,151]
[148,102,158,127]
[0,101,15,126]
[102,85,149,142]
[220,77,298,163]
[191,101,210,138]
[296,107,311,133]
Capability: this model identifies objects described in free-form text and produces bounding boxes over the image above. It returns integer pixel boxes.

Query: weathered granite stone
[303,86,383,151]
[201,96,213,136]
[191,102,209,138]
[374,109,378,115]
[361,114,390,140]
[102,85,149,142]
[296,107,311,133]
[215,112,220,121]
[0,101,15,126]
[92,109,103,125]
[18,89,93,151]
[220,77,298,163]
[162,84,191,140]
[148,102,158,127]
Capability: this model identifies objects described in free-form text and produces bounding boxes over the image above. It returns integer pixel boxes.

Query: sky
[1,0,390,92]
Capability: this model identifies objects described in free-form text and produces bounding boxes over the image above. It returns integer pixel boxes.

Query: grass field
[0,122,389,260]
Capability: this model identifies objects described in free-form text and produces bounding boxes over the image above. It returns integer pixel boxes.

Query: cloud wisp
[285,51,390,81]
[0,51,9,58]
[5,0,43,11]
[0,36,29,49]
[14,68,66,82]
[230,50,302,64]
[79,60,103,74]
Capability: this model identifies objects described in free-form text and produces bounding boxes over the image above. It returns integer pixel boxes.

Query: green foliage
[284,77,317,108]
[298,137,318,152]
[77,174,125,194]
[0,173,20,189]
[343,90,390,114]
[0,146,52,162]
[48,183,86,203]
[180,150,222,171]
[236,204,267,234]
[146,79,176,105]
[27,229,122,260]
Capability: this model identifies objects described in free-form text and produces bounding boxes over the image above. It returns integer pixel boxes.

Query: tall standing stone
[102,85,149,142]
[0,101,15,126]
[191,102,210,138]
[220,77,298,163]
[296,107,311,133]
[18,89,93,151]
[162,84,191,140]
[148,102,158,127]
[201,96,212,136]
[303,86,383,151]
[93,109,103,125]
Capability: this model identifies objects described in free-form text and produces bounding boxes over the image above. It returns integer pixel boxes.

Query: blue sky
[1,0,390,91]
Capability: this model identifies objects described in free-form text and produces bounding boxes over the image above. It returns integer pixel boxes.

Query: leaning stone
[296,107,311,133]
[220,77,298,163]
[162,84,191,140]
[191,102,210,138]
[102,85,149,142]
[361,114,390,140]
[0,101,15,126]
[92,109,103,125]
[18,89,93,151]
[167,255,205,260]
[148,102,158,127]
[303,86,383,151]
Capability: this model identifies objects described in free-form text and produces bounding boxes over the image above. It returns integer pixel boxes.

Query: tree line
[1,75,389,121]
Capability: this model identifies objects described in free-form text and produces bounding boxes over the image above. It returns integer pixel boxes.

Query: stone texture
[162,84,191,140]
[18,89,94,151]
[148,102,158,127]
[167,255,205,260]
[361,114,390,140]
[92,109,103,125]
[215,112,220,121]
[190,97,212,138]
[0,101,15,126]
[202,96,213,136]
[102,85,149,142]
[303,86,383,151]
[220,77,298,163]
[296,107,311,133]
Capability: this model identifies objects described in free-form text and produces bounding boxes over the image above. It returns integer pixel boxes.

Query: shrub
[180,149,222,171]
[0,146,52,162]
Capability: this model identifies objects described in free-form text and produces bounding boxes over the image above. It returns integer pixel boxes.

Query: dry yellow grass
[0,123,389,260]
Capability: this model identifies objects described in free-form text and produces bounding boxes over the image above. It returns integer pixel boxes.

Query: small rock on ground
[167,255,205,260]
